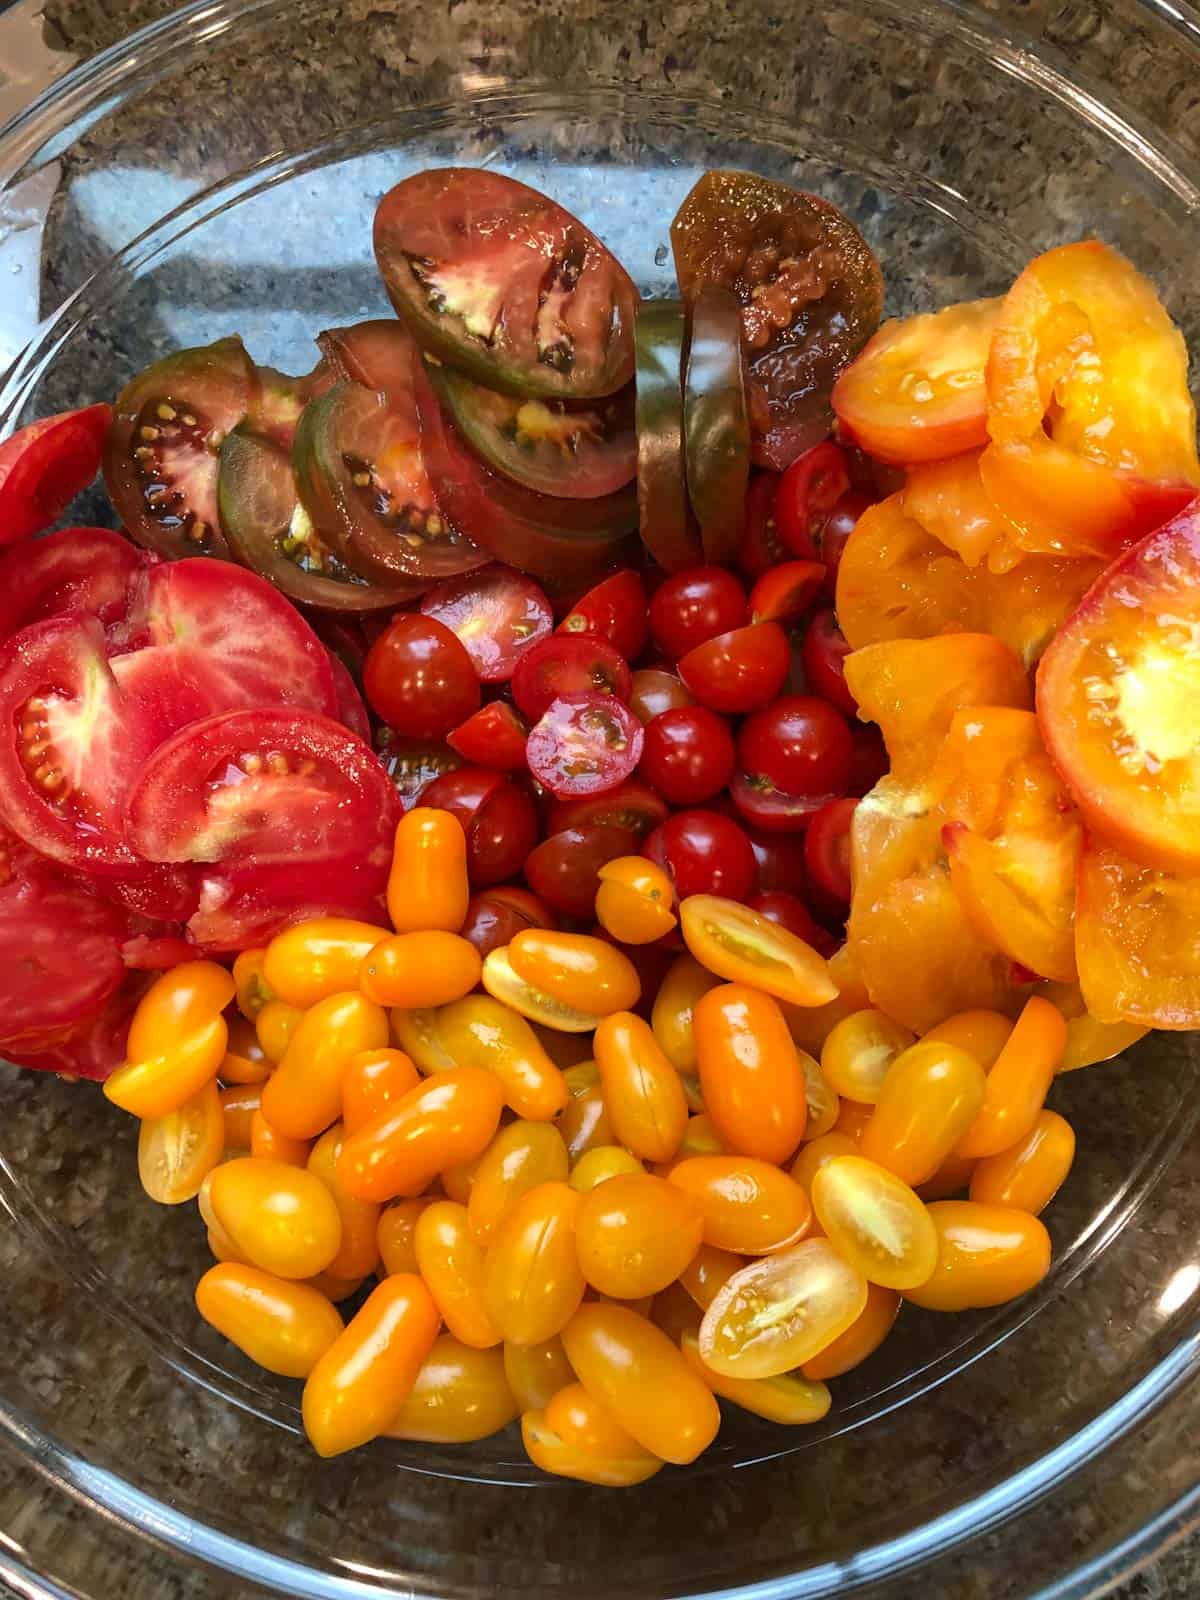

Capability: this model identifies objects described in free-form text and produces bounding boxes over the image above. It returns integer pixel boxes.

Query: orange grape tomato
[969,1109,1075,1215]
[261,917,390,1009]
[503,1335,575,1412]
[594,856,678,945]
[508,929,641,1017]
[436,995,569,1121]
[925,1010,1013,1071]
[678,1242,742,1309]
[414,1199,501,1349]
[262,991,389,1141]
[302,1273,441,1457]
[906,1201,1052,1311]
[802,1281,901,1380]
[127,961,236,1061]
[233,947,274,1022]
[810,1155,938,1290]
[480,947,605,1034]
[680,1331,831,1425]
[386,1335,519,1443]
[195,1262,344,1378]
[388,806,470,934]
[210,1156,343,1279]
[339,1066,504,1203]
[482,1181,586,1347]
[468,1119,570,1243]
[255,1000,305,1066]
[220,1014,272,1086]
[562,1302,719,1465]
[219,1082,262,1150]
[249,1108,310,1167]
[859,1040,987,1187]
[340,1048,421,1135]
[568,1144,645,1192]
[679,895,836,1008]
[650,953,718,1075]
[105,1015,228,1119]
[916,1150,977,1202]
[575,1173,704,1300]
[377,1197,432,1276]
[695,985,807,1164]
[558,1080,614,1166]
[957,995,1066,1159]
[1040,980,1150,1070]
[522,1381,664,1487]
[679,1112,727,1159]
[593,1012,688,1163]
[307,1124,382,1279]
[820,1009,915,1105]
[359,931,482,1010]
[651,1281,704,1344]
[391,1006,457,1074]
[791,1131,860,1194]
[670,1156,811,1255]
[832,296,1002,465]
[699,1238,868,1379]
[442,1150,479,1200]
[138,1078,224,1205]
[833,1099,874,1144]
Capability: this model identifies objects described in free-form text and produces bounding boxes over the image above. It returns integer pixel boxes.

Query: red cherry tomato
[648,568,748,661]
[511,635,632,722]
[801,610,857,716]
[629,668,693,724]
[526,823,641,918]
[749,562,827,627]
[775,442,851,560]
[678,623,790,715]
[376,736,462,810]
[547,780,669,840]
[736,695,853,813]
[639,707,735,807]
[364,614,480,737]
[749,890,838,957]
[847,724,888,798]
[447,701,529,769]
[745,828,808,897]
[420,564,553,681]
[0,404,111,545]
[739,473,787,581]
[461,885,555,958]
[421,766,539,887]
[643,810,757,900]
[526,693,645,800]
[557,569,648,663]
[815,492,869,593]
[804,798,858,907]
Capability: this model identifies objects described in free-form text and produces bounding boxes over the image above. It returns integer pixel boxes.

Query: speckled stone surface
[2,1,1200,1596]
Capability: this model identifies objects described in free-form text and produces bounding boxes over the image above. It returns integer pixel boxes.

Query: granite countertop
[1,0,1200,1595]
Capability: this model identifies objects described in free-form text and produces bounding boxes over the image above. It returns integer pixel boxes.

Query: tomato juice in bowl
[3,0,1200,1595]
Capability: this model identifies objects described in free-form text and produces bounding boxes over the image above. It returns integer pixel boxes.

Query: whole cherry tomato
[557,569,649,663]
[525,823,641,918]
[774,442,851,559]
[639,706,735,807]
[736,696,853,823]
[421,767,539,888]
[801,610,857,716]
[628,668,693,725]
[678,623,791,715]
[643,810,757,901]
[460,886,554,959]
[365,614,480,738]
[648,567,748,661]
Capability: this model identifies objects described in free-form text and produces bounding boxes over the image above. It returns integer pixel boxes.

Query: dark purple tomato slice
[293,379,485,584]
[246,360,334,450]
[104,336,257,560]
[635,300,703,573]
[375,732,462,810]
[316,320,419,398]
[684,286,750,564]
[430,364,636,500]
[525,822,642,918]
[0,526,143,642]
[420,565,553,682]
[546,778,669,839]
[447,701,529,769]
[0,405,112,547]
[373,168,639,400]
[526,693,644,800]
[671,171,882,471]
[556,569,649,663]
[510,634,632,722]
[126,706,399,870]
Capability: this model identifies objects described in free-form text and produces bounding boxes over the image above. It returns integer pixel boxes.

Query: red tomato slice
[556,569,649,662]
[0,404,112,545]
[1037,496,1200,870]
[126,707,400,870]
[748,561,826,626]
[546,778,669,839]
[325,649,371,742]
[525,822,641,918]
[526,692,644,800]
[832,298,1001,465]
[510,634,632,721]
[3,971,149,1081]
[420,565,554,682]
[0,527,144,642]
[186,855,391,954]
[447,701,529,769]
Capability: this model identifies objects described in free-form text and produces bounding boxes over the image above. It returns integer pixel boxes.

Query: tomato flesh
[0,404,112,546]
[0,527,142,642]
[511,635,632,722]
[526,693,644,800]
[421,565,553,683]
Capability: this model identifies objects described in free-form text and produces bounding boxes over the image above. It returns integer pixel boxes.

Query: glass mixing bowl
[2,0,1200,1594]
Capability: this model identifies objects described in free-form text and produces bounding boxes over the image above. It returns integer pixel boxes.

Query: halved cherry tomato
[480,947,606,1036]
[638,706,735,807]
[801,1281,900,1380]
[648,567,748,661]
[511,635,632,722]
[526,693,644,800]
[595,855,678,945]
[447,701,529,769]
[557,570,648,663]
[629,668,693,724]
[748,561,827,627]
[0,525,139,641]
[804,798,856,908]
[810,1155,938,1290]
[420,768,538,888]
[678,622,790,715]
[801,610,856,716]
[420,565,554,682]
[0,404,112,545]
[774,443,850,559]
[526,823,641,919]
[680,895,835,1008]
[508,930,640,1016]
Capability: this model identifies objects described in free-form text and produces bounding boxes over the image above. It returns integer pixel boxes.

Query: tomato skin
[523,1380,664,1486]
[526,693,644,800]
[576,1173,703,1299]
[737,695,852,816]
[643,810,757,901]
[801,610,856,715]
[774,443,850,559]
[738,472,787,581]
[447,701,528,769]
[526,822,640,919]
[420,564,554,682]
[364,614,480,738]
[680,894,836,1007]
[196,1263,344,1378]
[695,984,808,1163]
[639,706,735,806]
[483,1181,586,1347]
[557,569,648,662]
[338,1066,505,1202]
[593,1011,689,1163]
[629,668,693,724]
[648,567,748,661]
[460,885,554,958]
[421,769,539,888]
[804,798,857,908]
[678,622,790,715]
[511,635,632,722]
[904,1201,1051,1312]
[0,404,112,544]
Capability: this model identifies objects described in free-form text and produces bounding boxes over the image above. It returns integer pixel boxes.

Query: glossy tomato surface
[0,404,112,546]
[526,694,644,800]
[643,810,757,900]
[420,566,554,682]
[639,707,735,807]
[511,635,632,722]
[649,568,748,661]
[364,614,480,738]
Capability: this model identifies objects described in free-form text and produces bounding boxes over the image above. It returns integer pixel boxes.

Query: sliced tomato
[3,972,149,1081]
[511,635,632,722]
[316,320,420,396]
[556,569,648,663]
[91,862,201,925]
[832,297,1001,465]
[373,168,639,400]
[671,170,882,470]
[749,561,826,626]
[374,733,462,810]
[420,565,553,682]
[125,707,399,870]
[186,856,390,954]
[326,650,372,742]
[1037,498,1200,871]
[0,405,112,546]
[902,449,1011,569]
[104,337,258,560]
[0,526,143,641]
[526,693,644,800]
[774,443,851,560]
[546,779,669,839]
[635,300,702,573]
[684,286,750,564]
[421,766,537,887]
[524,822,641,918]
[447,701,529,769]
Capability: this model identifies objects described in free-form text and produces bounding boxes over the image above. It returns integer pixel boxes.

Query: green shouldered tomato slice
[684,286,750,564]
[635,300,702,573]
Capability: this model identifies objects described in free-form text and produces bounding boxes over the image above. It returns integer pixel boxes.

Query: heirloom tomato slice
[0,526,142,641]
[0,404,111,546]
